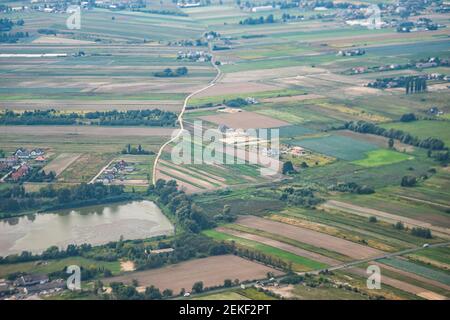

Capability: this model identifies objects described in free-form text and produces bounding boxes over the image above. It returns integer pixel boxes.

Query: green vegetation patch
[379,120,450,146]
[292,135,378,161]
[352,149,412,167]
[203,229,327,271]
[379,257,450,286]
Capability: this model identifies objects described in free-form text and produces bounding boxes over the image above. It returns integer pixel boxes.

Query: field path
[323,200,450,238]
[152,46,222,185]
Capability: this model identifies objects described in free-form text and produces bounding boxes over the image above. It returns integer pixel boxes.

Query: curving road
[152,45,222,185]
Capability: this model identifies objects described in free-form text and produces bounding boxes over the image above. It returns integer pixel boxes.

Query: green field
[352,149,412,167]
[0,257,121,278]
[292,135,379,161]
[379,257,450,286]
[380,120,450,146]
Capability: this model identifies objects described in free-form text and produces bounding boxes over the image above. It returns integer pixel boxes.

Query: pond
[0,200,174,257]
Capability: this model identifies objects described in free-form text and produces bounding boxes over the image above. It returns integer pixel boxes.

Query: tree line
[154,67,188,78]
[239,14,275,25]
[344,120,446,151]
[0,109,178,127]
[0,183,132,216]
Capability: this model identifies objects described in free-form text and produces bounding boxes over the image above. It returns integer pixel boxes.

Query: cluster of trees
[134,233,231,271]
[0,244,93,265]
[213,204,237,223]
[239,14,275,25]
[282,161,296,174]
[24,167,56,183]
[329,182,375,194]
[400,113,417,122]
[411,227,432,239]
[235,247,291,271]
[0,17,28,43]
[121,144,154,155]
[0,183,131,215]
[0,110,79,125]
[367,76,427,91]
[281,13,304,22]
[134,9,188,17]
[405,77,427,94]
[108,282,167,300]
[49,265,112,281]
[224,97,248,108]
[37,28,57,35]
[344,121,446,151]
[0,31,28,43]
[154,67,188,77]
[1,109,178,127]
[401,175,417,187]
[86,109,177,127]
[148,179,216,233]
[0,185,51,215]
[280,186,324,208]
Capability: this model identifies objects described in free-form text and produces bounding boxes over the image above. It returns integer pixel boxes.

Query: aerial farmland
[0,0,449,307]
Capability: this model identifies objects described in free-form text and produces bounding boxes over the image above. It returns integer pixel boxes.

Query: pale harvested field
[261,94,324,103]
[222,66,325,82]
[217,227,341,266]
[107,255,283,292]
[347,268,447,300]
[195,81,280,97]
[120,260,136,272]
[236,216,382,259]
[160,160,226,187]
[200,111,289,129]
[0,126,177,137]
[42,153,81,176]
[0,100,183,112]
[156,169,203,194]
[32,36,95,44]
[158,164,218,190]
[323,200,450,237]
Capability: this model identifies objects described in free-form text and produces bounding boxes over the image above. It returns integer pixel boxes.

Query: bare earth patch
[236,216,382,260]
[200,111,289,129]
[42,153,81,176]
[107,255,283,292]
[120,260,136,272]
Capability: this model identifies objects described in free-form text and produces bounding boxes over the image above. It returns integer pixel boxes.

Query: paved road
[152,44,222,185]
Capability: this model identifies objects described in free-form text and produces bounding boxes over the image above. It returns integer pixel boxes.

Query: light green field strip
[352,149,412,167]
[203,229,327,271]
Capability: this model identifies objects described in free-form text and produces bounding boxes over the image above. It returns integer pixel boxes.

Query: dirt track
[236,216,382,260]
[107,255,283,292]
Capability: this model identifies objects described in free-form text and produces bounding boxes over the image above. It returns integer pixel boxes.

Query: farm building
[10,164,29,181]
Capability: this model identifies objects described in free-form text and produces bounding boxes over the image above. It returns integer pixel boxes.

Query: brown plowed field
[236,216,382,259]
[107,255,283,292]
